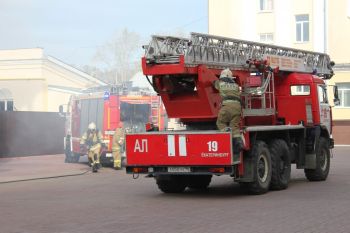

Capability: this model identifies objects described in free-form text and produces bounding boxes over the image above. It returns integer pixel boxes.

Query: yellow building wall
[47,91,72,112]
[328,0,350,63]
[256,12,275,36]
[0,48,99,112]
[0,79,46,111]
[0,49,46,111]
[208,0,233,36]
[292,0,314,51]
[327,71,350,120]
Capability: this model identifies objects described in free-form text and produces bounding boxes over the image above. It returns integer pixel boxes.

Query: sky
[0,0,208,68]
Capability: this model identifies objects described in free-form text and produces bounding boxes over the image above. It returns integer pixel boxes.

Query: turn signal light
[208,167,225,173]
[132,167,148,173]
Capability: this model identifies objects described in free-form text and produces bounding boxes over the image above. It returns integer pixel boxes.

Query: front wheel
[304,137,330,181]
[240,140,272,195]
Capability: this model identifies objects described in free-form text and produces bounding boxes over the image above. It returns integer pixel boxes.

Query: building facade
[209,0,350,144]
[0,48,106,112]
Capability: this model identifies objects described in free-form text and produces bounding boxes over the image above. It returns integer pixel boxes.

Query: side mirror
[58,105,67,117]
[59,105,64,114]
[333,86,340,106]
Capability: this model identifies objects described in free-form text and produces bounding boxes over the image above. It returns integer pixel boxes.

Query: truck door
[317,85,331,133]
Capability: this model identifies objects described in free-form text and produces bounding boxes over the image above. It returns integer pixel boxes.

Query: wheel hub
[258,154,268,182]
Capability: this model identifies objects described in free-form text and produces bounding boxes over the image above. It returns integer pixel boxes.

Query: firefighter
[80,122,103,172]
[214,68,243,152]
[112,122,125,170]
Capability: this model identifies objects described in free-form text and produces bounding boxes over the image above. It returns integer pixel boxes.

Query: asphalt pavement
[1,146,350,233]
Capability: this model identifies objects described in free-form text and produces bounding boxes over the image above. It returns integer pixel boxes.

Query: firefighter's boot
[232,138,241,154]
[92,163,98,172]
[232,137,243,162]
[114,159,122,170]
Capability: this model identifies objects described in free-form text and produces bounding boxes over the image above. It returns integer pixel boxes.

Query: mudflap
[234,151,254,182]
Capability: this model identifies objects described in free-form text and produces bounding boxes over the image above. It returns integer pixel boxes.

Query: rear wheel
[304,137,330,181]
[240,140,272,195]
[187,175,212,190]
[156,175,187,193]
[269,139,291,190]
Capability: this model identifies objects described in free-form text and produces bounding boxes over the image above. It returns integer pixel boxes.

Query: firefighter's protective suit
[214,69,243,153]
[112,122,125,170]
[80,122,103,168]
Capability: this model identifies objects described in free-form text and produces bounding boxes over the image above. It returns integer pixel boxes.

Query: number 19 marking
[207,141,218,152]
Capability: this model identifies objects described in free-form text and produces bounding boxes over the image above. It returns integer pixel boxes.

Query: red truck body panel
[126,131,234,166]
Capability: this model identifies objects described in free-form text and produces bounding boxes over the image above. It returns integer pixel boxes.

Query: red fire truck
[125,33,339,194]
[63,88,166,165]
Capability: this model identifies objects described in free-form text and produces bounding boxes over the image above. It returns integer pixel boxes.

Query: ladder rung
[144,32,334,78]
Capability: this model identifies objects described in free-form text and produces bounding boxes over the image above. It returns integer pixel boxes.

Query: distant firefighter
[80,122,103,172]
[112,122,125,170]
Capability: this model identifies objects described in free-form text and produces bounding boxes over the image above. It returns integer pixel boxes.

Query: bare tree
[93,28,142,84]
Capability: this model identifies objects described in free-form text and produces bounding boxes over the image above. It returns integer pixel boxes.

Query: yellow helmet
[88,122,96,130]
[220,68,232,79]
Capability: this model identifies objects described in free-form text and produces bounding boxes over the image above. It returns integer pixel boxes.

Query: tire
[65,151,80,163]
[240,140,272,195]
[65,151,73,163]
[155,175,187,193]
[269,139,291,190]
[187,175,212,190]
[72,153,80,163]
[304,137,330,181]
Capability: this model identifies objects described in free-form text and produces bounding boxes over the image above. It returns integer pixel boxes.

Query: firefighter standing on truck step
[214,68,243,152]
[80,122,103,172]
[112,122,125,170]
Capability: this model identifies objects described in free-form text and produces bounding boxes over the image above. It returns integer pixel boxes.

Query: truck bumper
[126,165,235,176]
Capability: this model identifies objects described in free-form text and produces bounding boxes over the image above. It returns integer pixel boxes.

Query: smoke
[0,111,65,158]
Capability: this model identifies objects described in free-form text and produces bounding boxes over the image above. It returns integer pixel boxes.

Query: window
[295,14,309,42]
[259,33,274,43]
[291,85,310,95]
[317,85,328,104]
[260,0,273,11]
[337,83,350,107]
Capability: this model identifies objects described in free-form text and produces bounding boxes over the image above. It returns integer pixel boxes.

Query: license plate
[167,167,191,173]
[106,153,113,158]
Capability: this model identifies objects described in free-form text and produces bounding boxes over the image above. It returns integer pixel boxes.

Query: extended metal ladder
[144,32,334,79]
[150,96,160,125]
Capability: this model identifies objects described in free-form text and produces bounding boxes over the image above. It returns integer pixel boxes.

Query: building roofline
[46,56,107,86]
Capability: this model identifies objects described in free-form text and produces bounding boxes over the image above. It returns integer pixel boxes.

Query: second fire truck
[63,88,166,165]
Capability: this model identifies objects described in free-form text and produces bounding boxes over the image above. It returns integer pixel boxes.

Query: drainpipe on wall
[324,0,327,53]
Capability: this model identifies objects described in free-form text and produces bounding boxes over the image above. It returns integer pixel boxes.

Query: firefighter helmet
[220,68,233,79]
[88,122,96,131]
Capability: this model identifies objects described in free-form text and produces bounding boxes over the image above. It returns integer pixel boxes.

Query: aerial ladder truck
[125,32,338,194]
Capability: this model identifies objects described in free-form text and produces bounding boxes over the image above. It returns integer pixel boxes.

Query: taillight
[132,167,148,173]
[208,167,225,173]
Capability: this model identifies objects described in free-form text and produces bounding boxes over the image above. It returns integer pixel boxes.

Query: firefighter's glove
[224,127,232,132]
